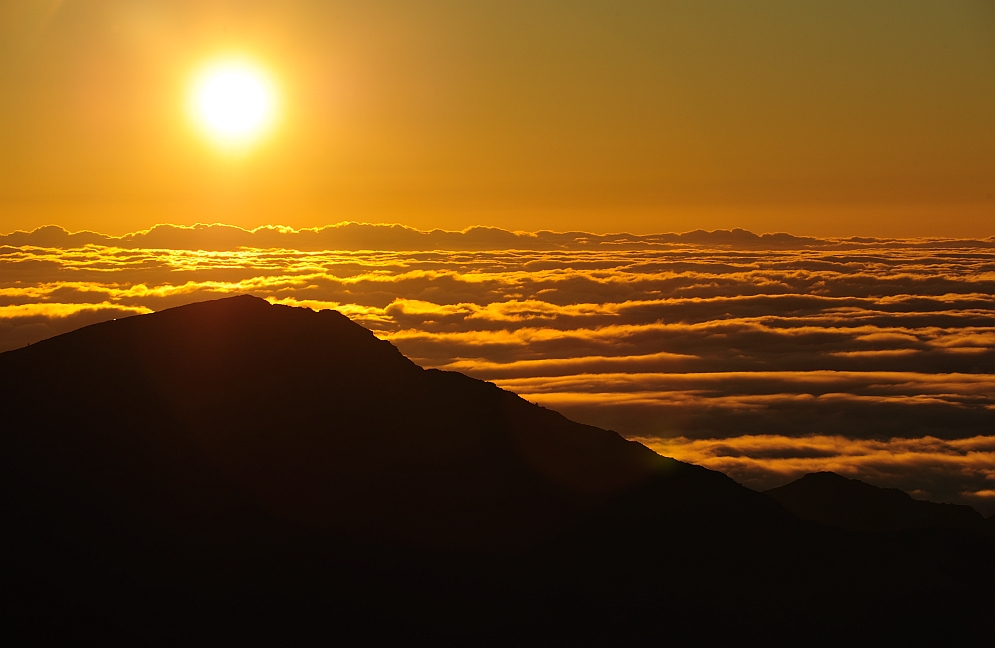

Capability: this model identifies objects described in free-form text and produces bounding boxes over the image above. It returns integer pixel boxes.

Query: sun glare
[189,59,278,150]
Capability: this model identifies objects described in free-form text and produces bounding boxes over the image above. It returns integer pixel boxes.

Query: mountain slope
[1,296,992,644]
[765,472,991,536]
[1,295,789,551]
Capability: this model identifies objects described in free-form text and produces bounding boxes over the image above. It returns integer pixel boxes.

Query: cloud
[631,434,995,515]
[4,222,995,252]
[496,371,995,445]
[2,223,994,509]
[0,302,149,319]
[0,302,151,353]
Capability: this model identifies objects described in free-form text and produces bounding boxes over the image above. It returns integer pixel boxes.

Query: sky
[1,3,994,513]
[1,0,993,237]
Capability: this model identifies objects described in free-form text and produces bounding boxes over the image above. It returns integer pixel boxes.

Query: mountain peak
[4,298,994,643]
[3,296,718,550]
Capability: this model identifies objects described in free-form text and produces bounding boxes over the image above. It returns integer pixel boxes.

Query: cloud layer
[3,223,993,512]
[634,435,995,510]
[4,222,995,252]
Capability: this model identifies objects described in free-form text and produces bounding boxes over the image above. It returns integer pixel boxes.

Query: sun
[189,59,278,150]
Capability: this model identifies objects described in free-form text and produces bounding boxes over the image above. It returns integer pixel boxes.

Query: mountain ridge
[1,295,788,551]
[5,222,995,252]
[2,295,992,644]
[765,471,993,537]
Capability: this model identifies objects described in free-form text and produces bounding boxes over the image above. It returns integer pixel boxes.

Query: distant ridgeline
[766,472,995,537]
[4,222,995,251]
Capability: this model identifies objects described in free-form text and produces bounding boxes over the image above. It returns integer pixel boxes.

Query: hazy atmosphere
[1,1,992,236]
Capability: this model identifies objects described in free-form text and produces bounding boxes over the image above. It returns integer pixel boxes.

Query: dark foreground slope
[2,296,992,645]
[766,472,993,537]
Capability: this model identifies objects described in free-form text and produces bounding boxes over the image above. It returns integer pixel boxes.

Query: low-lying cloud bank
[2,223,993,512]
[4,222,995,252]
[634,435,995,510]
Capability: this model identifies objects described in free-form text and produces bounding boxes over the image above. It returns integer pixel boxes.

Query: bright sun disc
[190,60,277,148]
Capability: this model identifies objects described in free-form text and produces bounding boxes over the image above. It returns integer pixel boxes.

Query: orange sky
[1,0,992,237]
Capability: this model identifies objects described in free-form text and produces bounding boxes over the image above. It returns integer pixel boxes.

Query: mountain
[765,472,992,537]
[0,295,785,550]
[2,296,993,644]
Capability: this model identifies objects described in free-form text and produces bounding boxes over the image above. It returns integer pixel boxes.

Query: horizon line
[5,221,994,243]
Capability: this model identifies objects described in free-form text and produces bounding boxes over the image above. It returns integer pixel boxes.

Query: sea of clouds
[3,222,994,512]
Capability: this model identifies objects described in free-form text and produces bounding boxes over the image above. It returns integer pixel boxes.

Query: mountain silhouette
[765,472,993,537]
[2,296,993,644]
[1,295,786,550]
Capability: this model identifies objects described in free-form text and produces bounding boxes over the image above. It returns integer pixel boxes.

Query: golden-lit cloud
[632,434,995,507]
[0,301,151,319]
[2,224,994,512]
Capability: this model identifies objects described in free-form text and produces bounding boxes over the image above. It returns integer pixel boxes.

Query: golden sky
[1,0,993,236]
